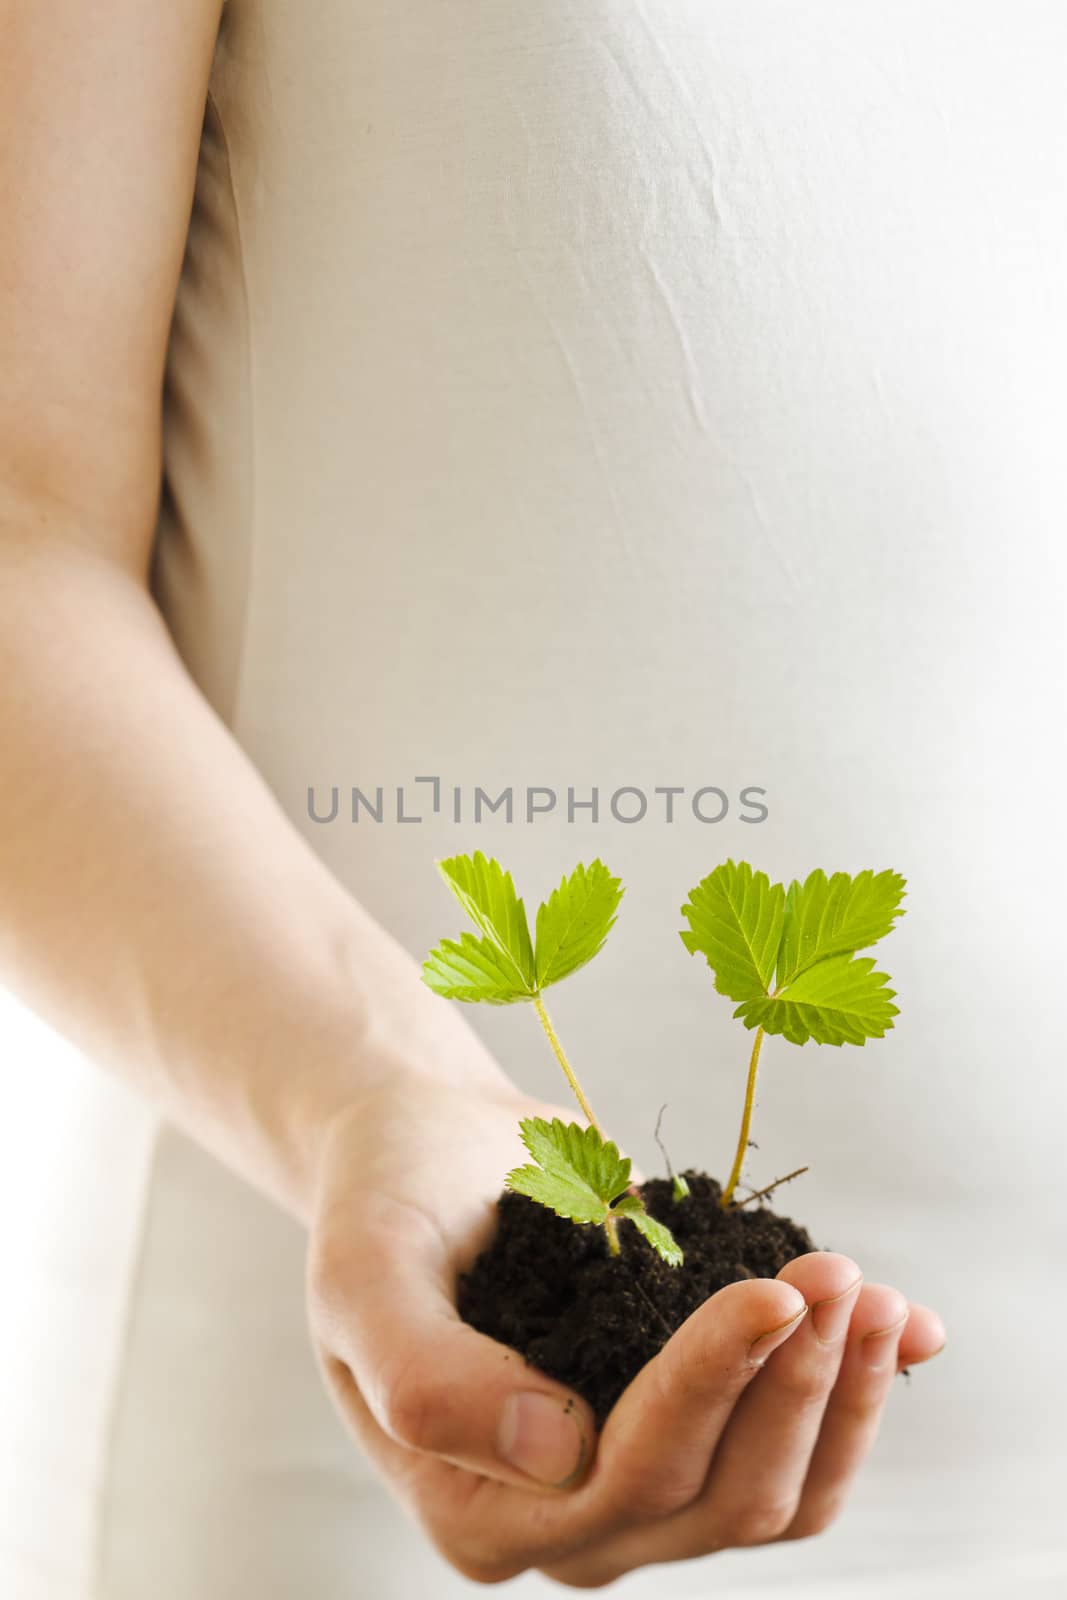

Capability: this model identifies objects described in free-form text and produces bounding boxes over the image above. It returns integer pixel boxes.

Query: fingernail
[811,1276,864,1346]
[748,1304,808,1364]
[861,1315,909,1370]
[497,1392,587,1488]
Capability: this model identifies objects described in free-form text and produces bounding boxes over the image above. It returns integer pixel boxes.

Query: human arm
[0,0,509,1217]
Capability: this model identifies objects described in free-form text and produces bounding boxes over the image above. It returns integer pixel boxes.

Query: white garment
[4,2,1067,1595]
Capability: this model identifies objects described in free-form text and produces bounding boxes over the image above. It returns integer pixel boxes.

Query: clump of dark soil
[458,1171,816,1425]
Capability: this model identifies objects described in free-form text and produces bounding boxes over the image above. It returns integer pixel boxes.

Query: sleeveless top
[4,4,1065,1596]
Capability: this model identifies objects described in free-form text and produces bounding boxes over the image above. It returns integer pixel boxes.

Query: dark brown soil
[458,1171,816,1424]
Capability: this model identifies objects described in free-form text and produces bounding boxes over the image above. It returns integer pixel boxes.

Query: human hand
[307,1068,945,1587]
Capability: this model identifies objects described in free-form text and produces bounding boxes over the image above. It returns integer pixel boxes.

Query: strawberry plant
[680,861,906,1206]
[422,852,682,1265]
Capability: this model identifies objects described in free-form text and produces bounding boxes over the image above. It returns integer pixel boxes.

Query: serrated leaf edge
[435,852,537,992]
[534,859,623,990]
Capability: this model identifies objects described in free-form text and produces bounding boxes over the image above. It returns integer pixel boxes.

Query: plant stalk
[532,993,620,1256]
[720,1026,765,1209]
[532,993,602,1129]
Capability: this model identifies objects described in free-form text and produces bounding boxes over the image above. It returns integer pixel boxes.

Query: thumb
[309,1195,594,1492]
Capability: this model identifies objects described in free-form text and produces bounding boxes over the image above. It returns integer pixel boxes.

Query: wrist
[270,970,517,1224]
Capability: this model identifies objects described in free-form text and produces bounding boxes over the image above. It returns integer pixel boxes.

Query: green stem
[532,993,602,1130]
[720,1026,765,1209]
[531,993,619,1256]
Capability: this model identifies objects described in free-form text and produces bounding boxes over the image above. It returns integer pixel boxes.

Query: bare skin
[0,1,944,1587]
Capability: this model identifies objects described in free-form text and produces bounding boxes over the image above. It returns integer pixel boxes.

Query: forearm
[0,526,506,1221]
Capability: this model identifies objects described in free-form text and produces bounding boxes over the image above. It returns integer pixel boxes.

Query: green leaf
[505,1164,611,1224]
[505,1117,632,1224]
[519,1117,634,1200]
[434,853,536,994]
[776,868,906,987]
[505,1118,684,1266]
[680,860,786,1002]
[534,860,624,989]
[421,934,533,1005]
[735,953,899,1046]
[612,1193,684,1266]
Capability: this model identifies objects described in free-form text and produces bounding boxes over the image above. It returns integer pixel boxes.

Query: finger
[457,1285,945,1589]
[308,1193,595,1493]
[680,1253,864,1547]
[544,1256,864,1585]
[898,1301,947,1371]
[581,1277,808,1525]
[781,1282,909,1540]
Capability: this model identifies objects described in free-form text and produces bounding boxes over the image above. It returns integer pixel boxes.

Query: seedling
[680,861,906,1207]
[422,852,682,1265]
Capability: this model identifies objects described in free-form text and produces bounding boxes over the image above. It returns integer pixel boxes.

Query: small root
[627,1264,673,1338]
[730,1165,810,1210]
